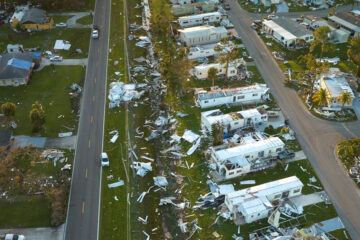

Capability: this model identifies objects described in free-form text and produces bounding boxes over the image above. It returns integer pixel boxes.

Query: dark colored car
[224,4,230,10]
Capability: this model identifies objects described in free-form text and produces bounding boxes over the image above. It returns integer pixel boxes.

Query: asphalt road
[226,1,360,238]
[64,0,110,239]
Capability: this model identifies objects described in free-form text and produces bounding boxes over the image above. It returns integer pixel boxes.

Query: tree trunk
[224,59,229,86]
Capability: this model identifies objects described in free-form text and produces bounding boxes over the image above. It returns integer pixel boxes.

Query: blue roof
[32,52,42,59]
[7,58,32,71]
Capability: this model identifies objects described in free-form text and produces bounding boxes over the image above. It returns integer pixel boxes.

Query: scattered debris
[240,180,256,185]
[154,176,168,187]
[182,130,200,143]
[108,179,124,188]
[108,82,146,108]
[58,132,72,137]
[132,162,152,177]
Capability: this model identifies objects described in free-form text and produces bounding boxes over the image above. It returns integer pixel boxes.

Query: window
[258,151,264,157]
[274,194,281,199]
[293,188,301,193]
[237,95,245,99]
[305,37,309,40]
[229,172,234,175]
[234,122,239,125]
[276,148,282,152]
[245,155,250,158]
[252,93,258,96]
[251,215,254,218]
[237,170,242,173]
[261,116,266,119]
[230,70,235,74]
[204,100,208,104]
[257,213,261,216]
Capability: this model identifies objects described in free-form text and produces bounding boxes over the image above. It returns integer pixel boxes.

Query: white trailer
[177,12,222,28]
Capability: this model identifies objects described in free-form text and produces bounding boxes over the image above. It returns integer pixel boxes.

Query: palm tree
[337,91,352,111]
[310,26,332,61]
[347,35,360,78]
[1,102,16,119]
[29,101,45,132]
[312,88,330,108]
[215,38,238,85]
[207,67,218,87]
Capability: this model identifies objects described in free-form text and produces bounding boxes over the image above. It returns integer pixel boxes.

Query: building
[260,0,281,6]
[319,72,355,109]
[195,84,269,108]
[10,7,53,30]
[225,176,303,224]
[178,26,228,46]
[188,41,241,60]
[328,12,360,37]
[211,136,285,179]
[0,53,37,86]
[201,108,268,133]
[170,0,192,4]
[7,44,24,53]
[172,2,216,16]
[177,12,222,28]
[303,15,328,29]
[193,60,245,80]
[263,17,314,48]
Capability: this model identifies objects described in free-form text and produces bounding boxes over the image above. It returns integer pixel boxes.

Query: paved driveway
[0,224,64,240]
[49,12,92,28]
[35,58,88,71]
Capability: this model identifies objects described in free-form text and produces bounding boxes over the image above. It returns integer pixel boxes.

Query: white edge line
[97,0,112,239]
[63,7,97,240]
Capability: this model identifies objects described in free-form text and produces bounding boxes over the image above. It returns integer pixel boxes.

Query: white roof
[227,176,303,215]
[10,11,24,23]
[329,15,360,33]
[179,26,227,39]
[263,20,296,41]
[321,73,355,99]
[215,137,284,161]
[238,108,262,119]
[202,108,263,127]
[54,40,71,50]
[178,12,221,22]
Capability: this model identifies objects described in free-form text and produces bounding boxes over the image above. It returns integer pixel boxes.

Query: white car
[101,152,109,167]
[50,56,63,62]
[56,22,67,28]
[92,29,99,39]
[5,234,25,240]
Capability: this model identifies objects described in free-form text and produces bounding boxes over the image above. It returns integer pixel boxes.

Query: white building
[319,72,355,109]
[328,12,360,37]
[263,18,314,48]
[170,0,192,4]
[177,12,222,28]
[225,176,303,224]
[211,136,285,179]
[195,84,269,108]
[260,0,281,5]
[7,44,24,53]
[178,26,228,46]
[201,108,268,133]
[194,61,244,80]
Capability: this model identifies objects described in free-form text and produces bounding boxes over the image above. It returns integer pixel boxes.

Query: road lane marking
[92,96,95,102]
[94,77,96,83]
[98,48,100,54]
[82,201,85,214]
[91,115,94,123]
[96,62,99,67]
[88,140,91,148]
[85,168,88,179]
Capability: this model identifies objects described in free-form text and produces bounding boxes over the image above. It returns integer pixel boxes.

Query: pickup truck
[92,26,99,39]
[278,149,295,160]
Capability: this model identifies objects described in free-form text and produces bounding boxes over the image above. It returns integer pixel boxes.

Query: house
[303,15,328,29]
[0,52,37,86]
[195,84,269,108]
[10,7,53,30]
[7,44,24,53]
[211,136,285,179]
[193,60,245,79]
[328,12,360,37]
[225,176,303,224]
[260,0,282,6]
[201,108,268,133]
[178,26,228,46]
[319,71,355,109]
[172,2,216,16]
[177,12,222,28]
[263,17,314,48]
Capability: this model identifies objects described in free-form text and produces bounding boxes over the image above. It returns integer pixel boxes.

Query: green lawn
[0,66,85,137]
[76,15,93,25]
[0,25,90,59]
[0,197,51,228]
[53,15,73,24]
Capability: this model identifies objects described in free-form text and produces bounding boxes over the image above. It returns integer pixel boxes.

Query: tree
[211,122,224,146]
[29,101,45,132]
[310,26,332,61]
[312,88,330,108]
[207,67,218,87]
[337,91,352,111]
[215,38,239,85]
[1,102,16,119]
[296,38,306,48]
[328,7,335,17]
[347,35,360,78]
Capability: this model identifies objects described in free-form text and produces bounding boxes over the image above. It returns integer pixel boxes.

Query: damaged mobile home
[225,176,303,224]
[193,60,246,80]
[195,84,269,108]
[210,135,285,179]
[201,108,268,133]
[178,25,228,46]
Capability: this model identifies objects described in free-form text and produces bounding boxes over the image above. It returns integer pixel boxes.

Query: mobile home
[177,12,222,28]
[178,26,228,46]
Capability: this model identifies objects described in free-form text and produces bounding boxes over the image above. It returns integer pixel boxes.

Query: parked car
[101,152,109,167]
[278,149,295,160]
[55,22,67,28]
[50,56,63,62]
[224,4,230,10]
[5,234,25,240]
[92,27,99,39]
